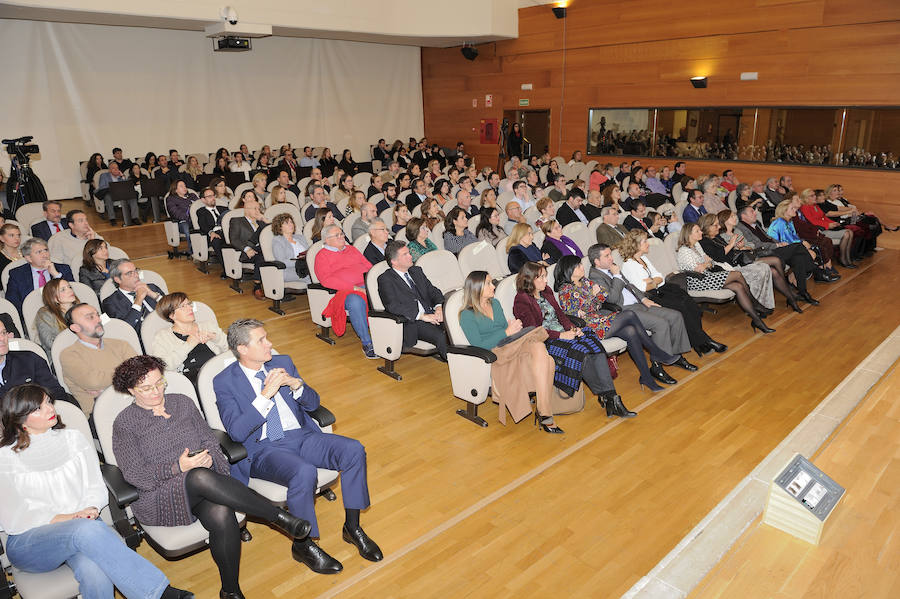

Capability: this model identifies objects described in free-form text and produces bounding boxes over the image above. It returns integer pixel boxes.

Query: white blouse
[0,429,107,535]
[621,257,664,292]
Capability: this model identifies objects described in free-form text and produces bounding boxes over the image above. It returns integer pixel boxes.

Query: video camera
[2,136,40,162]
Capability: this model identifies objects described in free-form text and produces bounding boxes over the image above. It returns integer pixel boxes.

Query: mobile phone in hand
[187,449,203,458]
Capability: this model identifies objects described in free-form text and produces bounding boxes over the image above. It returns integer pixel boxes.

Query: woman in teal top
[458,271,561,433]
[405,217,438,261]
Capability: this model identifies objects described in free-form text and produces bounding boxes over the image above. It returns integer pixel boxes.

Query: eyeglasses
[121,268,141,278]
[135,379,167,394]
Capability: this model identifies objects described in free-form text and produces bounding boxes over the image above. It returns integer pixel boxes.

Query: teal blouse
[459,299,508,350]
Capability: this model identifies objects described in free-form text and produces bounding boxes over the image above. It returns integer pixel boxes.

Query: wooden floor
[692,361,900,599]
[69,202,900,598]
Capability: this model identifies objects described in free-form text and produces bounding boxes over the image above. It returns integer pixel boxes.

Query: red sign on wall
[480,119,499,144]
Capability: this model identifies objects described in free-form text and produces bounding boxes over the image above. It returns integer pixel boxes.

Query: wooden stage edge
[623,326,900,599]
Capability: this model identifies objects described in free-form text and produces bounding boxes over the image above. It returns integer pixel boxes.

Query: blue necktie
[255,370,285,441]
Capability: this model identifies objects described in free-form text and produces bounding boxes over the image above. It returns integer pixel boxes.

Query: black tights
[723,272,763,320]
[185,468,281,593]
[605,311,676,382]
[756,256,796,302]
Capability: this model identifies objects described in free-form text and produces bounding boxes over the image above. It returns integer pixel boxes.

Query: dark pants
[249,428,369,538]
[647,284,711,350]
[407,320,448,360]
[771,243,815,294]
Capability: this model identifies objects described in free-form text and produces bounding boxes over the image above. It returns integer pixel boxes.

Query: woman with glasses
[111,356,313,599]
[152,293,228,385]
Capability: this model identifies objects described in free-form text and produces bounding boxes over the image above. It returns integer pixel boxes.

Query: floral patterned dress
[556,278,617,339]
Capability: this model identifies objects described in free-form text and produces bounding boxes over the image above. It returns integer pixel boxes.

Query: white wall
[0,20,424,199]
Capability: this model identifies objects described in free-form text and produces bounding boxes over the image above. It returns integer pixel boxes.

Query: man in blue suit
[29,200,69,241]
[682,189,708,224]
[6,238,73,314]
[214,319,382,575]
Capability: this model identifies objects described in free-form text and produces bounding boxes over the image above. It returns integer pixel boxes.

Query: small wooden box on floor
[762,454,845,545]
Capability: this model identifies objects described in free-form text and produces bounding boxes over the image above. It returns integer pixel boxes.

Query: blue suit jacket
[6,262,74,314]
[213,354,321,483]
[682,204,707,224]
[31,218,70,241]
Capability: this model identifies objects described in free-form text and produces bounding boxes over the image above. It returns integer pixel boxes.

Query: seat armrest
[567,314,587,328]
[307,405,336,428]
[308,282,337,294]
[213,430,248,464]
[100,463,140,508]
[368,310,406,323]
[448,345,497,363]
[260,260,287,269]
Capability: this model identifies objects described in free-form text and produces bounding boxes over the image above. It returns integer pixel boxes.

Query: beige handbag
[550,383,585,415]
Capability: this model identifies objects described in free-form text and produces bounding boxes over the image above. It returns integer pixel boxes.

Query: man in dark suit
[405,178,428,212]
[455,189,480,219]
[229,195,268,299]
[623,200,653,233]
[0,320,74,406]
[303,185,343,223]
[682,189,708,224]
[363,219,390,265]
[595,207,628,247]
[556,190,590,227]
[378,241,448,359]
[581,190,604,222]
[214,319,382,574]
[100,259,163,333]
[6,238,74,314]
[372,139,389,165]
[196,187,228,256]
[274,169,301,197]
[30,200,69,241]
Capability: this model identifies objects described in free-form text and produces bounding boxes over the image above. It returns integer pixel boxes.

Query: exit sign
[519,98,530,106]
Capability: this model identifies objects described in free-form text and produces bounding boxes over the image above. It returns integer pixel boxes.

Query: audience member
[0,223,23,278]
[442,207,477,255]
[299,146,320,168]
[0,384,193,599]
[503,201,528,235]
[351,203,375,242]
[180,156,203,192]
[30,200,69,241]
[378,241,448,359]
[682,189,708,224]
[59,303,138,415]
[556,189,590,226]
[152,294,227,381]
[314,225,376,358]
[539,220,583,264]
[391,204,411,235]
[623,200,653,234]
[165,180,198,252]
[100,259,164,332]
[510,181,535,212]
[196,187,228,257]
[459,270,559,430]
[405,218,437,261]
[214,319,381,572]
[506,223,546,273]
[6,238,74,314]
[34,278,78,355]
[230,192,269,299]
[798,188,858,268]
[535,197,557,230]
[475,207,505,243]
[363,219,391,265]
[768,199,839,279]
[269,213,311,284]
[304,185,343,223]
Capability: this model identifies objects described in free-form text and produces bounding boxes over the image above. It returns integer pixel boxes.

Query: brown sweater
[59,338,137,416]
[112,393,229,527]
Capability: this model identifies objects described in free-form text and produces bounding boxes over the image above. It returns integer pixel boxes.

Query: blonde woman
[34,279,78,355]
[251,172,269,203]
[0,223,23,277]
[182,155,203,190]
[506,223,547,273]
[334,173,355,208]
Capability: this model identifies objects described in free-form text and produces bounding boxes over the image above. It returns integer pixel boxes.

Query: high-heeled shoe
[695,343,712,358]
[798,291,819,306]
[754,306,774,318]
[639,377,665,392]
[649,361,678,385]
[707,339,728,353]
[838,260,858,269]
[884,224,899,232]
[533,410,564,434]
[605,394,637,418]
[787,298,804,313]
[750,318,775,334]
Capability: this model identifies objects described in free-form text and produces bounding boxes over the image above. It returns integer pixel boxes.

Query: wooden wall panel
[421,0,900,216]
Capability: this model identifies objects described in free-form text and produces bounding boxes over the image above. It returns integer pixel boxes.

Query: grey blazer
[588,265,646,309]
[595,223,628,247]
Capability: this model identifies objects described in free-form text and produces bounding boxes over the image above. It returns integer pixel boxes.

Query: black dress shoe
[694,343,712,358]
[220,591,245,599]
[707,340,728,353]
[649,361,677,385]
[108,218,117,227]
[343,524,384,562]
[274,509,311,539]
[672,356,698,372]
[161,586,194,599]
[291,539,343,574]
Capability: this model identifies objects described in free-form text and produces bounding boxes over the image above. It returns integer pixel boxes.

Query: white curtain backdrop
[0,20,424,200]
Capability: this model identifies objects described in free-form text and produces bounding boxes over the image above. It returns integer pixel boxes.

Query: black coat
[377,266,446,351]
[101,283,164,331]
[0,351,75,406]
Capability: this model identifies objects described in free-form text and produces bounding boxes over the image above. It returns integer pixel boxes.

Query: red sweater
[799,204,835,229]
[314,245,372,290]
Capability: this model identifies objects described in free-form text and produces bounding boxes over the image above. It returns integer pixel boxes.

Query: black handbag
[732,250,757,267]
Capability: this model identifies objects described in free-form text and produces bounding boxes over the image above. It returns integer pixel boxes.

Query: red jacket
[799,204,835,229]
[512,288,573,339]
[314,245,371,290]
